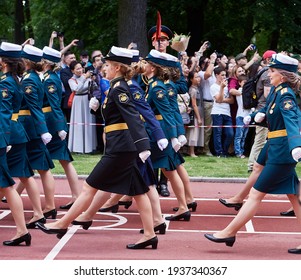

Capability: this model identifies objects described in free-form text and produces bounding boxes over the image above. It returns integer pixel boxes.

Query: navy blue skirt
[26,139,55,170]
[0,148,15,188]
[86,151,149,196]
[7,143,34,178]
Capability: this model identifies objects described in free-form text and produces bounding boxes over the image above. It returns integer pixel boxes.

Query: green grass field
[51,153,301,178]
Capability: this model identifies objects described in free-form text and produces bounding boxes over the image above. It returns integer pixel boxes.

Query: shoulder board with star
[44,73,50,80]
[113,81,120,88]
[127,80,133,86]
[23,73,31,80]
[150,81,158,88]
[280,88,288,95]
[0,74,7,80]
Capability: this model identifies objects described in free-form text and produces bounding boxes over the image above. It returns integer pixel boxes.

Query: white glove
[58,130,67,141]
[6,145,12,153]
[89,97,100,112]
[292,147,301,162]
[254,112,265,123]
[157,138,168,151]
[41,132,52,145]
[243,115,251,125]
[171,137,181,152]
[139,150,151,163]
[178,135,187,146]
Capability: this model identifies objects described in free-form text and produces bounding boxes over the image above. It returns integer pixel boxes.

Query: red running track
[0,177,300,260]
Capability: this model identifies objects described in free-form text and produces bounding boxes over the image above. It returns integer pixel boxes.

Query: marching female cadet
[143,49,190,221]
[0,42,31,246]
[71,49,169,235]
[41,46,81,210]
[162,53,197,213]
[37,46,158,249]
[204,53,301,254]
[0,42,46,229]
[17,44,56,219]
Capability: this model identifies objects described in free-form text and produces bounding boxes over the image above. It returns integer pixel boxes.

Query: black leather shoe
[59,202,74,210]
[165,211,191,221]
[43,209,57,219]
[3,232,31,246]
[173,201,198,212]
[126,236,158,249]
[140,222,166,234]
[158,184,170,197]
[1,197,7,203]
[204,233,236,247]
[280,210,295,216]
[219,198,243,211]
[99,204,119,213]
[36,222,67,239]
[71,220,93,230]
[288,248,301,254]
[26,217,46,229]
[118,200,132,209]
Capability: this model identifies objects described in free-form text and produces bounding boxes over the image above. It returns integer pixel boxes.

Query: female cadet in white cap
[17,44,57,219]
[0,42,32,246]
[37,46,158,250]
[41,46,81,210]
[204,53,301,254]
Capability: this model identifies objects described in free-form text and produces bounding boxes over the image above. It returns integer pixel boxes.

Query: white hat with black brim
[105,46,133,65]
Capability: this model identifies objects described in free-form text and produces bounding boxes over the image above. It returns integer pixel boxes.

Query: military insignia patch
[118,93,129,103]
[48,85,56,93]
[156,90,164,100]
[24,86,33,94]
[283,99,293,110]
[1,89,8,98]
[133,91,142,100]
[168,88,174,96]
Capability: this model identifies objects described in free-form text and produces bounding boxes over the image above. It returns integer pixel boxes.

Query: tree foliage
[1,0,301,58]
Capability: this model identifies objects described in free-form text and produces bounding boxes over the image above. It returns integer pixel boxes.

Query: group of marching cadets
[0,42,80,246]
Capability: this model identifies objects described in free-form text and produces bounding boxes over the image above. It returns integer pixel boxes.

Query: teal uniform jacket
[164,79,186,136]
[146,77,177,140]
[19,70,49,140]
[174,61,188,95]
[146,76,183,170]
[252,83,301,164]
[0,78,8,149]
[43,70,67,134]
[0,73,29,145]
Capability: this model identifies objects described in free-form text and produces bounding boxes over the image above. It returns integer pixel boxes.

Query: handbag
[67,91,75,108]
[67,77,77,108]
[179,94,194,126]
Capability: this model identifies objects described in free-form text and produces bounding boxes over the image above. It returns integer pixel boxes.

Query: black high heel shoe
[118,200,132,209]
[280,210,295,216]
[139,222,166,234]
[36,222,67,239]
[43,209,57,219]
[165,211,191,221]
[204,233,236,247]
[26,217,46,229]
[288,248,301,254]
[126,236,158,249]
[71,220,93,230]
[99,204,119,213]
[59,202,74,210]
[219,198,243,211]
[173,201,198,212]
[3,232,31,246]
[1,197,7,203]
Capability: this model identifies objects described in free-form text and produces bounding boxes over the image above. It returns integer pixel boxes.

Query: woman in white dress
[67,61,97,154]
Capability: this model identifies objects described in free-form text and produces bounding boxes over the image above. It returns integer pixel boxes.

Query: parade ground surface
[0,176,300,262]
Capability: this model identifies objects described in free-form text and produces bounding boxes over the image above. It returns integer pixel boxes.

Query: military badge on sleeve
[1,89,8,98]
[48,85,56,94]
[156,90,164,100]
[118,92,129,103]
[168,88,175,97]
[282,99,294,110]
[24,86,33,94]
[133,91,142,101]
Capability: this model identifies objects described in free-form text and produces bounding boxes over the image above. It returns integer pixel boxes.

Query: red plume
[155,11,161,42]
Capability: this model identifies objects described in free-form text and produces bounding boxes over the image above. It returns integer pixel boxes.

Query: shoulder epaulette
[0,74,6,80]
[280,88,288,95]
[127,80,133,85]
[23,73,31,80]
[151,81,158,88]
[113,81,120,88]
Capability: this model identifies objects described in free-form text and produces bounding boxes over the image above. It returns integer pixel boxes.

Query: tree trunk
[14,0,25,44]
[118,0,148,57]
